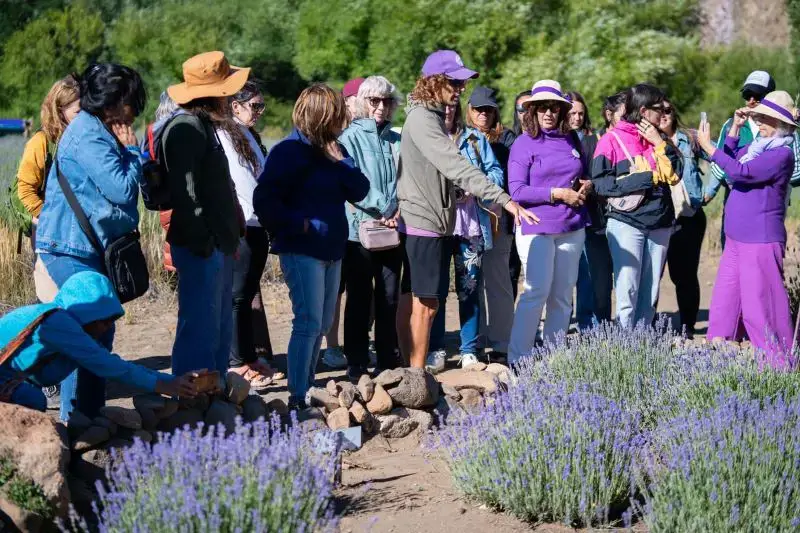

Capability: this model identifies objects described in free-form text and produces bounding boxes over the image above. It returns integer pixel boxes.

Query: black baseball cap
[468,86,498,108]
[741,70,776,99]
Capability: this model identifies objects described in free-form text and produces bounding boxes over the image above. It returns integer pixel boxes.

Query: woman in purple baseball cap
[395,49,537,373]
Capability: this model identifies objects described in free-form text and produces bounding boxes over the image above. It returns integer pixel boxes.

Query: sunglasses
[447,79,466,90]
[646,104,666,112]
[367,96,394,108]
[661,107,674,115]
[535,103,563,114]
[472,106,496,114]
[248,102,266,113]
[515,105,527,114]
[742,92,762,103]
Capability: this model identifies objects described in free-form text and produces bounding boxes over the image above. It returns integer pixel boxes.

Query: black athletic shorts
[400,233,449,299]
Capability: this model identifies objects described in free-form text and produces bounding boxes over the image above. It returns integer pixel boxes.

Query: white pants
[479,231,515,353]
[508,228,585,363]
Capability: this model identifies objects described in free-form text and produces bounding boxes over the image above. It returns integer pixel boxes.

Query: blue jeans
[39,252,111,422]
[606,218,671,329]
[280,254,341,404]
[430,236,484,355]
[575,230,614,329]
[171,246,234,376]
[0,365,46,412]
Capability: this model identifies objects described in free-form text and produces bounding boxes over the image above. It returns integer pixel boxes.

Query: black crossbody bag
[56,162,149,303]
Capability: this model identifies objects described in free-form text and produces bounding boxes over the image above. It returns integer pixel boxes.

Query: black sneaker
[287,398,308,411]
[43,385,60,410]
[487,351,508,364]
[347,365,369,382]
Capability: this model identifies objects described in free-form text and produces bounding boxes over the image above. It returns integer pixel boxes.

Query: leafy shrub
[65,417,340,533]
[6,476,53,519]
[637,395,800,532]
[434,382,642,527]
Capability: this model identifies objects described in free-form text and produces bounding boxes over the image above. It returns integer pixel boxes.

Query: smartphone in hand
[700,112,708,126]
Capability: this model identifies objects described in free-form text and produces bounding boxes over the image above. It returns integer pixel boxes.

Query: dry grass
[0,224,36,313]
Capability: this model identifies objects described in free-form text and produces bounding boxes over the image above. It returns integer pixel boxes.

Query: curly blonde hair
[408,74,452,105]
[40,74,80,143]
[293,84,349,148]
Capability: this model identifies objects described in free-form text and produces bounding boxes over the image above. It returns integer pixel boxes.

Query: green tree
[0,4,104,117]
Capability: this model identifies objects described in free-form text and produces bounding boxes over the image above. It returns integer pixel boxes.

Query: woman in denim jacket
[35,63,147,421]
[660,99,706,338]
[428,103,505,369]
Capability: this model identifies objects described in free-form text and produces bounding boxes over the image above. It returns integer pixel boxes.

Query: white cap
[742,70,773,91]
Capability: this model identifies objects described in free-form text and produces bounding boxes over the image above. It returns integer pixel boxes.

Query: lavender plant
[63,416,339,533]
[637,395,800,532]
[434,382,642,527]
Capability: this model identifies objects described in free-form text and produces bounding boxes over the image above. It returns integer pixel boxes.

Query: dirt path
[104,244,720,532]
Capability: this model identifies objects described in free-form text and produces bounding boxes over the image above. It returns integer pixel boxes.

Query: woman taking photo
[591,83,682,329]
[218,80,281,390]
[660,99,706,338]
[566,91,613,330]
[164,51,249,377]
[507,80,589,363]
[428,102,505,369]
[35,63,147,421]
[465,86,516,361]
[339,76,403,379]
[699,92,796,367]
[254,83,369,409]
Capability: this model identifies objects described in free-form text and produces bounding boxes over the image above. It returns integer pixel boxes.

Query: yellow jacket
[16,131,49,217]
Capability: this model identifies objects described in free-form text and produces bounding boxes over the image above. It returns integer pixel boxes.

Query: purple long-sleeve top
[711,135,793,244]
[508,129,588,235]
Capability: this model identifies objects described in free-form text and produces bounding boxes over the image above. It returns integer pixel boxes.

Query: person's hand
[702,194,713,206]
[154,372,201,398]
[553,187,586,207]
[324,142,344,162]
[380,213,399,228]
[637,119,663,146]
[578,179,593,196]
[31,216,38,225]
[503,200,539,226]
[697,120,716,156]
[733,107,749,128]
[111,123,137,147]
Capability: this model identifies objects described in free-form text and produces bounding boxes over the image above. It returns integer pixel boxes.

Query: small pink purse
[359,220,400,251]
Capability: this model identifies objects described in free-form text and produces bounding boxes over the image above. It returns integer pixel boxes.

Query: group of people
[1,47,798,417]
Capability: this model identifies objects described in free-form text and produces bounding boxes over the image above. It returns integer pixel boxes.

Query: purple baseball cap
[422,50,479,80]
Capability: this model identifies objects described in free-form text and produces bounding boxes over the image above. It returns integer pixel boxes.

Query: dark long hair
[565,91,592,134]
[80,63,146,118]
[228,80,263,174]
[622,83,665,123]
[602,92,627,129]
[512,90,530,136]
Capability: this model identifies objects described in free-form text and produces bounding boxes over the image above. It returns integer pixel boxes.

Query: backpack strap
[0,308,60,402]
[609,131,635,166]
[56,161,106,259]
[147,123,156,158]
[468,136,483,169]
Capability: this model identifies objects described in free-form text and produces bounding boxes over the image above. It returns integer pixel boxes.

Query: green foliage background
[0,0,797,133]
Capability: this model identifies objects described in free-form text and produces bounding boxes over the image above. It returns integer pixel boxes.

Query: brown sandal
[230,364,273,391]
[253,358,285,381]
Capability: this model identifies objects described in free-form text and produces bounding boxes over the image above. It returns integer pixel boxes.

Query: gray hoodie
[397,100,511,235]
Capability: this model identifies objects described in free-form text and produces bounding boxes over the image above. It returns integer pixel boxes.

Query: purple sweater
[508,129,588,235]
[711,135,793,244]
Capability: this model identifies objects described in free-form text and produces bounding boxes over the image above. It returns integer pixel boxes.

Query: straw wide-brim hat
[750,91,799,127]
[168,51,250,105]
[518,80,572,107]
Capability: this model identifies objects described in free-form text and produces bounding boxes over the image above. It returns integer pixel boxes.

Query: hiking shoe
[424,350,447,375]
[43,385,60,410]
[322,347,348,369]
[459,353,480,368]
[347,365,369,382]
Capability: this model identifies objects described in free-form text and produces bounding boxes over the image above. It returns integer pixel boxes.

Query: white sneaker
[459,353,480,368]
[322,347,348,369]
[425,350,447,374]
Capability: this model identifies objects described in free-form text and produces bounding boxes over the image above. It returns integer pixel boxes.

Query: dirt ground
[103,238,722,533]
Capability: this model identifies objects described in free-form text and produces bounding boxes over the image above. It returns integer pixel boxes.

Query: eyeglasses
[447,79,466,90]
[248,102,266,114]
[472,106,496,114]
[646,105,666,112]
[515,105,527,114]
[367,97,394,108]
[662,107,674,115]
[535,103,563,114]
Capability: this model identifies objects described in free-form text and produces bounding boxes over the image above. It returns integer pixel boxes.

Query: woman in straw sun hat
[162,51,252,377]
[697,90,797,369]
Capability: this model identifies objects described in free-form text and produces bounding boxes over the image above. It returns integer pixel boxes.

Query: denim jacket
[36,111,142,258]
[456,127,505,250]
[339,119,401,243]
[675,130,704,212]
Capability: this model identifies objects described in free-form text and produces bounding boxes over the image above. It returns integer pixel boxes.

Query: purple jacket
[711,136,793,244]
[508,129,588,235]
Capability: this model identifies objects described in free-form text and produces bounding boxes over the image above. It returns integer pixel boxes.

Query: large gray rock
[205,400,239,434]
[91,416,118,435]
[72,426,111,453]
[266,398,289,416]
[306,387,340,412]
[374,368,404,388]
[459,388,484,412]
[157,408,204,433]
[441,383,461,400]
[99,406,142,430]
[135,394,180,420]
[434,395,462,421]
[138,407,159,432]
[0,403,70,515]
[357,374,375,402]
[296,407,328,432]
[179,394,211,413]
[376,407,433,439]
[436,369,499,394]
[241,395,269,423]
[66,411,92,440]
[384,368,439,409]
[225,372,251,405]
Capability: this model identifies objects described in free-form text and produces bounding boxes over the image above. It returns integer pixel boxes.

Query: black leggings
[230,227,270,367]
[667,209,707,334]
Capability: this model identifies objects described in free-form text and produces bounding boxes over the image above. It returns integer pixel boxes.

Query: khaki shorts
[33,257,58,303]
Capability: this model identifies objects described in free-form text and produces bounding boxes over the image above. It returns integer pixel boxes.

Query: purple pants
[707,237,794,369]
